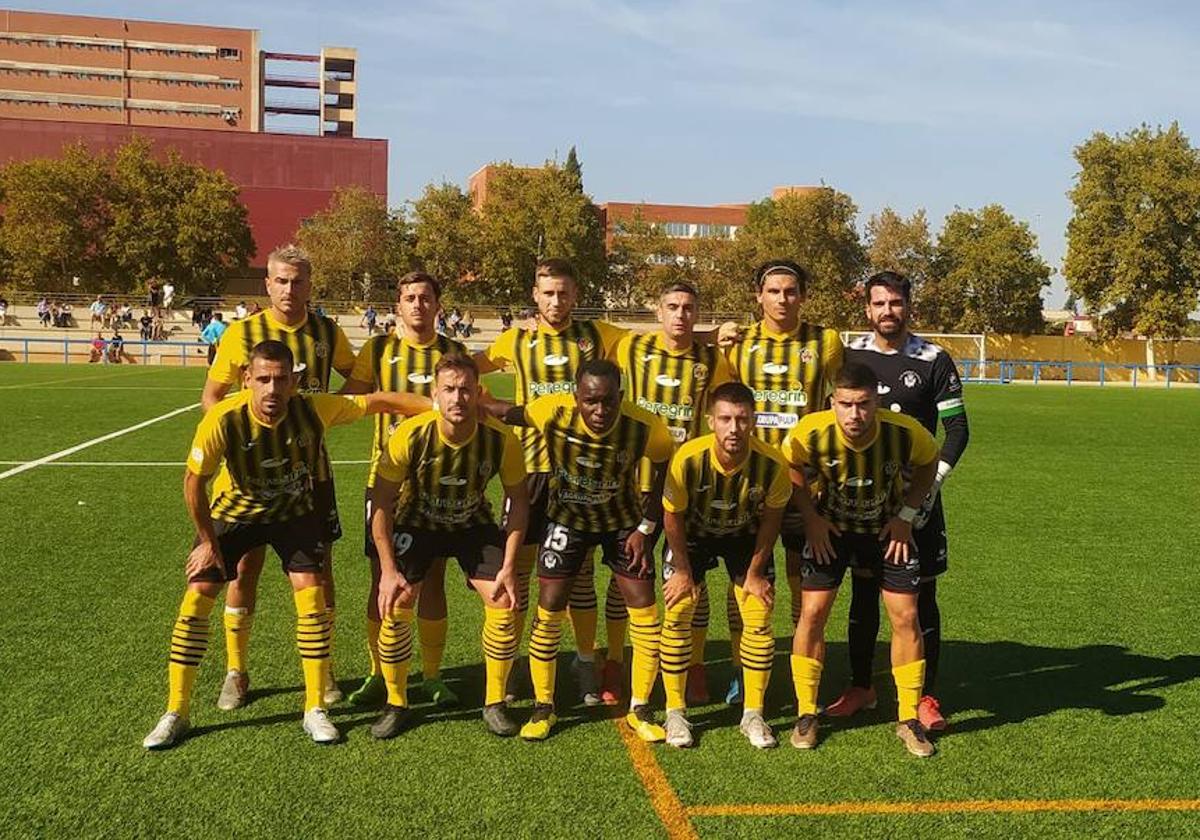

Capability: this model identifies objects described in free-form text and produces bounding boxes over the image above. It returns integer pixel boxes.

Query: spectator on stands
[151,312,166,341]
[0,295,8,326]
[362,304,378,336]
[500,308,513,330]
[119,302,135,327]
[436,308,448,336]
[58,301,74,328]
[200,312,227,365]
[162,282,175,311]
[37,297,52,327]
[461,309,474,338]
[448,307,462,336]
[89,332,106,363]
[147,281,162,313]
[249,300,263,315]
[382,311,397,335]
[90,295,106,328]
[139,309,154,340]
[235,300,248,320]
[108,330,125,364]
[200,307,213,328]
[191,303,205,328]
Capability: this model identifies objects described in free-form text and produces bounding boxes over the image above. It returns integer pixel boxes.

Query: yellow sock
[660,596,695,711]
[366,618,382,677]
[513,546,535,651]
[735,585,775,712]
[726,584,743,667]
[791,654,823,716]
[893,659,926,722]
[626,604,661,706]
[222,605,252,673]
[604,575,628,663]
[168,590,215,717]
[482,606,518,706]
[418,616,448,680]
[379,607,414,707]
[788,574,804,626]
[293,586,331,712]
[568,557,598,659]
[528,606,565,706]
[689,582,710,666]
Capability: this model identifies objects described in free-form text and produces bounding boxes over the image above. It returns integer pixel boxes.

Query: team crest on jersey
[314,341,329,359]
[800,347,815,364]
[577,337,594,353]
[748,486,765,503]
[884,461,899,477]
[681,395,693,406]
[901,370,922,388]
[616,451,630,465]
[693,363,709,383]
[306,377,320,390]
[478,460,492,477]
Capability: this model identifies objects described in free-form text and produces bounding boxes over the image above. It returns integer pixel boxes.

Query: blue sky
[31,1,1200,305]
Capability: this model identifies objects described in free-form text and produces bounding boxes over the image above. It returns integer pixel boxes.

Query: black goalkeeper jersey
[845,334,966,438]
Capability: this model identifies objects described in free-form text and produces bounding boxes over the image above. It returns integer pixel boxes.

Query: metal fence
[961,359,1200,387]
[0,336,210,366]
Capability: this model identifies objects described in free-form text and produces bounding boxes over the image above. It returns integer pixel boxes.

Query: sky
[29,1,1200,305]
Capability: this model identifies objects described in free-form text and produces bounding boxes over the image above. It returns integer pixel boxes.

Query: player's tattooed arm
[790,467,841,564]
[361,391,433,417]
[200,378,232,413]
[371,477,415,616]
[744,505,784,607]
[661,510,698,608]
[182,471,223,580]
[495,479,529,608]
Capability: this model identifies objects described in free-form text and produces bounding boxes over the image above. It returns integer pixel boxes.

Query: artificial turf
[1,363,1197,839]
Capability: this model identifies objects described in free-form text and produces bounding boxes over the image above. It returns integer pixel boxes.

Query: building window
[218,47,241,60]
[660,222,690,238]
[696,223,732,239]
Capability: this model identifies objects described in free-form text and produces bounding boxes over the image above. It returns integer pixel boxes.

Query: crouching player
[659,382,791,748]
[369,353,529,738]
[782,362,941,757]
[143,340,428,749]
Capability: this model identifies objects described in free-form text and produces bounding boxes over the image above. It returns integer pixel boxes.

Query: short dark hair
[576,358,621,389]
[708,381,755,411]
[535,258,578,286]
[249,339,294,371]
[660,281,698,299]
[397,271,441,299]
[754,259,808,292]
[834,362,879,392]
[864,270,911,303]
[434,351,479,382]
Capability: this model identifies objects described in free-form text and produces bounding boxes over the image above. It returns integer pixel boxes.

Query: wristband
[936,460,953,482]
[636,518,657,536]
[897,505,919,524]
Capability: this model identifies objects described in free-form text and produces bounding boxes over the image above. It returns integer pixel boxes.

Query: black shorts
[190,513,327,583]
[914,496,948,578]
[662,533,774,584]
[781,510,806,553]
[537,520,652,581]
[313,477,342,543]
[362,489,398,560]
[799,532,920,594]
[385,523,506,584]
[504,472,549,547]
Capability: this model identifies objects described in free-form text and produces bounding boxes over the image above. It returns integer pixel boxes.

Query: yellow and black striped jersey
[208,309,355,394]
[187,390,366,524]
[615,332,733,445]
[376,412,525,531]
[485,319,627,473]
[524,392,674,533]
[662,435,792,539]
[781,409,938,534]
[726,320,844,446]
[349,332,467,487]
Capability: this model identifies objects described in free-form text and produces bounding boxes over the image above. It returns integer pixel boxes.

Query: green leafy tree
[605,208,687,309]
[865,207,936,321]
[926,205,1050,334]
[410,182,480,289]
[175,170,256,294]
[1064,123,1200,338]
[297,186,413,301]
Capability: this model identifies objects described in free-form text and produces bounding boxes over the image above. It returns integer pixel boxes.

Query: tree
[297,186,413,300]
[926,205,1050,334]
[410,182,480,290]
[474,161,607,305]
[1064,123,1200,338]
[561,145,583,193]
[605,208,686,309]
[865,207,936,312]
[732,188,867,327]
[175,169,256,294]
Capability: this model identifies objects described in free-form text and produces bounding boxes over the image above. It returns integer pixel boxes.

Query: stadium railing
[0,336,210,366]
[960,358,1200,387]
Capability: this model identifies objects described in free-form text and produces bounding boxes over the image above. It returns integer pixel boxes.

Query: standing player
[142,341,426,749]
[369,354,530,738]
[504,360,675,742]
[659,383,791,748]
[782,362,940,757]
[339,272,467,709]
[827,271,970,731]
[603,282,732,707]
[201,245,355,712]
[723,260,843,703]
[475,259,629,705]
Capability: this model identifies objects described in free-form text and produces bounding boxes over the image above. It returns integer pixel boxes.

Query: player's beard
[873,315,906,337]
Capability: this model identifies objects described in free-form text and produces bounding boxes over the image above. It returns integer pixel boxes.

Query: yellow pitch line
[613,719,698,840]
[687,798,1200,818]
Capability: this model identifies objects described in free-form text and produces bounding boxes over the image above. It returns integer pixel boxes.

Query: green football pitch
[1,363,1198,839]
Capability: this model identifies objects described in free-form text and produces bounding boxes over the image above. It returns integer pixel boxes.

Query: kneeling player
[781,362,940,757]
[507,360,674,742]
[660,382,790,748]
[370,354,529,738]
[143,341,426,749]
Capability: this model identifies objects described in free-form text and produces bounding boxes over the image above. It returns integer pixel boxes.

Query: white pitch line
[0,403,201,480]
[0,459,372,467]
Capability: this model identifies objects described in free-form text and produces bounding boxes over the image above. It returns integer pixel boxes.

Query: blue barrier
[958,359,1200,387]
[1,336,208,367]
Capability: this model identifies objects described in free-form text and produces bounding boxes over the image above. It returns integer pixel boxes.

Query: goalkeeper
[831,272,970,733]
